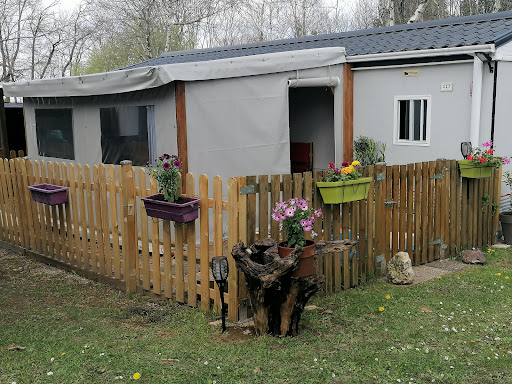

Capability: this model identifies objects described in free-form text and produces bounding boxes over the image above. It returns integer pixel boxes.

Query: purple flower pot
[28,184,69,205]
[141,193,200,223]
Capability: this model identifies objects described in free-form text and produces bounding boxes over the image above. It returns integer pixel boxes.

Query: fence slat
[16,159,30,250]
[0,159,13,243]
[213,176,223,312]
[186,173,198,308]
[93,166,105,274]
[175,221,185,303]
[10,159,23,247]
[149,176,161,294]
[323,203,333,294]
[258,175,268,239]
[99,165,111,276]
[333,204,341,291]
[341,203,350,289]
[406,164,414,257]
[84,165,96,272]
[227,177,239,320]
[270,174,280,240]
[399,164,407,252]
[68,164,80,267]
[199,174,210,310]
[246,175,257,245]
[139,168,150,290]
[391,165,399,257]
[414,163,422,265]
[350,201,358,287]
[366,166,375,275]
[26,160,41,252]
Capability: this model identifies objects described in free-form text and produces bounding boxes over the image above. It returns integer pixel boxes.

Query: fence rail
[0,158,501,321]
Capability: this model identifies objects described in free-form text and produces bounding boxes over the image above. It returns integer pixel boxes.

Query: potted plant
[316,161,372,204]
[500,171,512,245]
[458,141,510,178]
[28,183,69,205]
[272,198,322,277]
[141,154,200,223]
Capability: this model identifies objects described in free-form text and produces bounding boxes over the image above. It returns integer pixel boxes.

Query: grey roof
[125,11,512,70]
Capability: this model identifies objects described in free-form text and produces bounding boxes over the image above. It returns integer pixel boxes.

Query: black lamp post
[461,142,471,159]
[211,256,229,333]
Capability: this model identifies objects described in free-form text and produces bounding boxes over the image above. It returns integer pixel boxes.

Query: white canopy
[2,47,346,97]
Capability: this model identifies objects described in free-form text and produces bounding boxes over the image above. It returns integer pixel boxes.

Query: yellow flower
[497,273,502,276]
[506,276,510,280]
[379,307,385,312]
[351,160,360,166]
[133,373,141,380]
[437,276,442,279]
[128,346,131,349]
[341,167,350,174]
[385,295,390,300]
[456,277,460,280]
[470,340,475,343]
[61,352,66,356]
[348,165,355,173]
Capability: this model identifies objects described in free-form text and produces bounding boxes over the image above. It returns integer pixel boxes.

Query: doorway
[288,87,335,173]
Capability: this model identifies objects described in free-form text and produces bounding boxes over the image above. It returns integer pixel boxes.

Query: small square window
[394,96,430,146]
[35,108,75,159]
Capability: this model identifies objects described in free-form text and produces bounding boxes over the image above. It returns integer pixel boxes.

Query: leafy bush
[353,136,386,166]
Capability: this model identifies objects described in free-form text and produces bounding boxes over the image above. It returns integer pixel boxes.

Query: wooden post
[0,89,9,158]
[120,160,137,294]
[343,63,354,162]
[175,81,188,194]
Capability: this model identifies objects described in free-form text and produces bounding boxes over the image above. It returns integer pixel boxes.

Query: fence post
[120,160,137,294]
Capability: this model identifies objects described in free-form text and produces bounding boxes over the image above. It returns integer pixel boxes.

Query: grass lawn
[1,247,512,384]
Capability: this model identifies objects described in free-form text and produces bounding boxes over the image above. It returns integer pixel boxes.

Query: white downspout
[470,56,483,148]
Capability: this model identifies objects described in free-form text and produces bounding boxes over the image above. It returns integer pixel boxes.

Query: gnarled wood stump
[232,238,356,336]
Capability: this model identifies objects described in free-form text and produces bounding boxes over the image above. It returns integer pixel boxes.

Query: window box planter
[28,184,69,205]
[141,193,200,223]
[458,160,494,179]
[316,177,372,204]
[277,240,316,277]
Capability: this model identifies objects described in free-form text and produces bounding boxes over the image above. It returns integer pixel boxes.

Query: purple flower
[159,155,165,161]
[272,213,279,221]
[174,160,182,168]
[162,162,171,170]
[163,153,171,159]
[278,212,286,220]
[314,209,322,217]
[300,219,307,226]
[303,225,312,232]
[504,157,511,165]
[482,141,493,147]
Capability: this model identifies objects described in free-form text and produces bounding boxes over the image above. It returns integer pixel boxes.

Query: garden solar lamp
[461,142,471,159]
[211,256,229,333]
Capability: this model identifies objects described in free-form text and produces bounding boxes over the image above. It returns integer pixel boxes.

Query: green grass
[2,248,512,383]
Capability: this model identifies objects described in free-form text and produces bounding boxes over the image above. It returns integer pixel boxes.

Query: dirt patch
[411,259,467,285]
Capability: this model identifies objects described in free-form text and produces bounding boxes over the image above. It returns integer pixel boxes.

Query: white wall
[492,61,512,210]
[353,62,475,165]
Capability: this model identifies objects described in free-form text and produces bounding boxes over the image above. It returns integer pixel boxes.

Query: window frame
[393,95,431,147]
[35,108,75,160]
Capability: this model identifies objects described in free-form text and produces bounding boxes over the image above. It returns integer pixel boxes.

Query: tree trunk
[232,238,356,336]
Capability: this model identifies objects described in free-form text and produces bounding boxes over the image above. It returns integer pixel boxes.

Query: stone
[492,243,511,249]
[387,252,414,285]
[460,249,486,265]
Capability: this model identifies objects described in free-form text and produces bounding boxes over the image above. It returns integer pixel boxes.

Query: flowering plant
[466,141,510,167]
[146,154,182,203]
[325,160,362,182]
[272,198,322,248]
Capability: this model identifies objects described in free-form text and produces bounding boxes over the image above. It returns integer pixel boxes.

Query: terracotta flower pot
[278,240,316,277]
[141,193,200,223]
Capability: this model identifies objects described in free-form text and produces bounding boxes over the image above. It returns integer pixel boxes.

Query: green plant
[146,154,182,203]
[272,198,322,247]
[325,161,362,182]
[353,136,386,166]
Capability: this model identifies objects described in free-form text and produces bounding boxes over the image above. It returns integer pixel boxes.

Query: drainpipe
[470,56,483,148]
[490,61,498,145]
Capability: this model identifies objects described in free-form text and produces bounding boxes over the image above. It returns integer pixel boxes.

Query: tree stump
[231,238,356,336]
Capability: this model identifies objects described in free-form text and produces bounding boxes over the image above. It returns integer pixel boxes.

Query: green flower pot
[316,177,372,204]
[458,160,494,179]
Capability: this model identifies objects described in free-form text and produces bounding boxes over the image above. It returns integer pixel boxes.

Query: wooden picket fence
[0,158,502,321]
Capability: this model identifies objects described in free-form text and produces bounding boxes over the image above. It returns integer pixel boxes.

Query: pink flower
[300,219,307,226]
[482,141,493,147]
[285,207,295,217]
[314,209,322,217]
[278,212,286,220]
[174,160,182,168]
[303,225,312,232]
[162,162,171,170]
[311,231,318,239]
[504,157,511,165]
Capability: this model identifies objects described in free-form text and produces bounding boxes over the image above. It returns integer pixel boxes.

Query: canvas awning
[2,47,346,97]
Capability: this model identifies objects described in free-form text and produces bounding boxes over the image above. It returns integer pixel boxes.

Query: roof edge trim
[346,44,495,63]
